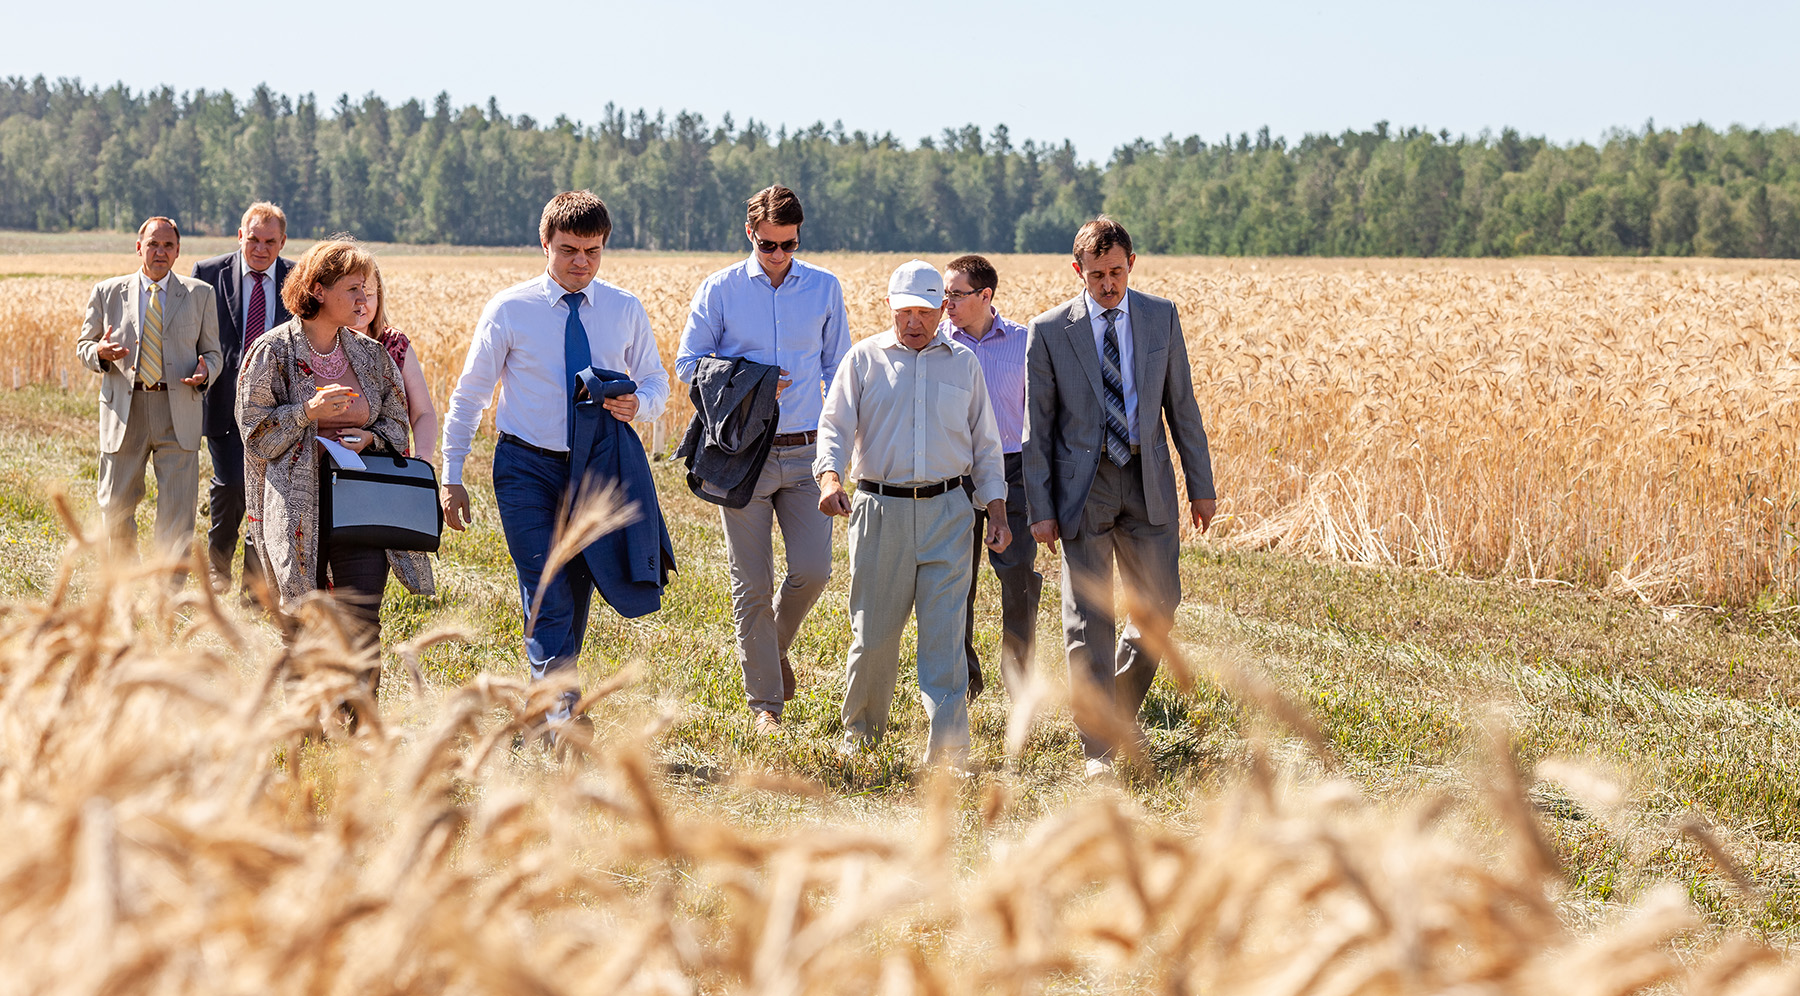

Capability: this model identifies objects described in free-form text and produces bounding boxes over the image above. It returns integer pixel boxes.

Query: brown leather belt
[771,431,816,447]
[133,382,168,392]
[857,476,968,500]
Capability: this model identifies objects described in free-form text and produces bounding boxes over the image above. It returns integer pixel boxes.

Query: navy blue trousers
[493,439,597,697]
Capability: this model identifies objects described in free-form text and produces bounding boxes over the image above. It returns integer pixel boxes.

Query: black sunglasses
[752,236,800,254]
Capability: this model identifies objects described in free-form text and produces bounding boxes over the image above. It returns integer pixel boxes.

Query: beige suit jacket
[76,272,222,453]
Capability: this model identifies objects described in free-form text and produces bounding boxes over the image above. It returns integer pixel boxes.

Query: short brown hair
[240,201,287,236]
[944,254,997,294]
[539,190,612,246]
[282,238,375,321]
[1073,217,1134,262]
[746,185,804,229]
[137,216,180,241]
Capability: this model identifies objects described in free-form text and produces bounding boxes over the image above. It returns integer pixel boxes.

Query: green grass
[5,384,1800,937]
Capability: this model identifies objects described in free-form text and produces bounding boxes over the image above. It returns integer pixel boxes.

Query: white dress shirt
[1085,290,1139,444]
[814,329,1007,507]
[441,271,671,485]
[241,264,278,336]
[137,270,171,330]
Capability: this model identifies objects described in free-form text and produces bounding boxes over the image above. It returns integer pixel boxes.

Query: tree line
[5,75,1799,257]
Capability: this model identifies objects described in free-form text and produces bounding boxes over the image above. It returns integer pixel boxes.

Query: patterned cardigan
[237,318,435,608]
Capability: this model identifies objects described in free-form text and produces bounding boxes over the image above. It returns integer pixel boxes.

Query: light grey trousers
[718,442,834,716]
[841,487,973,763]
[97,389,199,562]
[1060,455,1181,760]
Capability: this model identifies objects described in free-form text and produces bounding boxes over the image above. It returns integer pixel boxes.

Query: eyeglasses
[752,236,800,254]
[944,289,987,302]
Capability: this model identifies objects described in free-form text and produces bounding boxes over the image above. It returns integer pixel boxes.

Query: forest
[4,75,1799,256]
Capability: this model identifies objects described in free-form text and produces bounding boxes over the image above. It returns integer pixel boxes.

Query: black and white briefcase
[322,450,443,553]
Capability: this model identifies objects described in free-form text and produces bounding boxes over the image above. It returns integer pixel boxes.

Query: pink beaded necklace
[308,329,349,379]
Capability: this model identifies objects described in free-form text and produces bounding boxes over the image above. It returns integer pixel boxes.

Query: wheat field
[4,518,1799,996]
[9,250,1797,605]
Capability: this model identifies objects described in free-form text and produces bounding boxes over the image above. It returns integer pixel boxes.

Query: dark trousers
[315,539,390,654]
[492,439,594,707]
[963,451,1041,697]
[1059,455,1181,760]
[206,430,262,588]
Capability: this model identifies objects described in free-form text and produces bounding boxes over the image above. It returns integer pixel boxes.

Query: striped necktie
[245,270,268,351]
[1099,307,1131,466]
[140,282,165,386]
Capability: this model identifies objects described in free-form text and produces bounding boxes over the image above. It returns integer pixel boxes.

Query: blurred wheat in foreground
[2,541,1796,995]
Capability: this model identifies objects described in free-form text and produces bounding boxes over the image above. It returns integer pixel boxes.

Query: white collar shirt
[1085,289,1140,443]
[240,259,278,336]
[137,270,172,329]
[439,270,672,485]
[814,329,1007,507]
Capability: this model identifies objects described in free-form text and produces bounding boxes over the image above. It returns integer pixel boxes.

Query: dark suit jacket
[675,354,782,509]
[1023,288,1214,538]
[192,250,295,436]
[570,367,678,619]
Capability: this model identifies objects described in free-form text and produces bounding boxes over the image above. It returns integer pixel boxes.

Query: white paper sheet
[316,435,367,470]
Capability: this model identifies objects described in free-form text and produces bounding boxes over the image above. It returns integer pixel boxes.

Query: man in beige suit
[75,217,222,560]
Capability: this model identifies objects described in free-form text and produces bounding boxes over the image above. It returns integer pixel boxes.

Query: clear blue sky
[13,0,1798,162]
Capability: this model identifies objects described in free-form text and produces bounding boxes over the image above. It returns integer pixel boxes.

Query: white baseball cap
[887,259,944,309]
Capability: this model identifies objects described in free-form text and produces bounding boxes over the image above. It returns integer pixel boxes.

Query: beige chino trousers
[97,389,200,561]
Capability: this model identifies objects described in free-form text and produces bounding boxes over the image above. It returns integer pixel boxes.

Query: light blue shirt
[674,256,852,435]
[1086,290,1139,444]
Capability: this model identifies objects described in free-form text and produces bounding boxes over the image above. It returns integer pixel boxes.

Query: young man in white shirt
[815,260,1009,767]
[441,191,671,724]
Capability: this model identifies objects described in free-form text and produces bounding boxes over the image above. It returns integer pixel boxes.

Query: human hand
[817,472,852,517]
[1030,519,1060,553]
[306,384,357,421]
[1191,498,1217,533]
[603,393,639,421]
[776,368,792,398]
[443,483,471,531]
[96,326,129,362]
[180,356,208,387]
[333,429,372,453]
[984,502,1011,553]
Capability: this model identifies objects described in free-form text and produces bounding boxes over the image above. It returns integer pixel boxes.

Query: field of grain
[6,533,1800,995]
[8,249,1798,605]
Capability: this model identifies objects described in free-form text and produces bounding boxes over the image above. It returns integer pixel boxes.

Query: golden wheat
[9,253,1798,603]
[2,528,1796,995]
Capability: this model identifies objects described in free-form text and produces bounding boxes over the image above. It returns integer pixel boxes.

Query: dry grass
[10,250,1795,605]
[6,516,1800,995]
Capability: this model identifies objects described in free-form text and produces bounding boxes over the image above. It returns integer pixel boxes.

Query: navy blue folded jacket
[569,367,677,618]
[674,354,782,509]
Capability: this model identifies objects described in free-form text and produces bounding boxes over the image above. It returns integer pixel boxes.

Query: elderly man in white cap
[815,259,1009,766]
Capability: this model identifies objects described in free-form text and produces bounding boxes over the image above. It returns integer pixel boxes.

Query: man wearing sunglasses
[674,185,851,734]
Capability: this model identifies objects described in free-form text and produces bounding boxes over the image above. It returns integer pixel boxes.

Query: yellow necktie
[140,282,164,385]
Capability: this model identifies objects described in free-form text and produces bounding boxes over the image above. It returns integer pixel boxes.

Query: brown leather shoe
[780,655,796,701]
[753,710,782,736]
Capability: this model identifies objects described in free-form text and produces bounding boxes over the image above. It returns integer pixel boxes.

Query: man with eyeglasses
[675,184,851,735]
[940,255,1040,702]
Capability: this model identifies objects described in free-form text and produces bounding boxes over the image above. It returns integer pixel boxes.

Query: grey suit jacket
[1022,288,1214,538]
[75,272,222,453]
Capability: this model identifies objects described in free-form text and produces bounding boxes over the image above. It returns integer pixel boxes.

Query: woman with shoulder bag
[238,238,435,667]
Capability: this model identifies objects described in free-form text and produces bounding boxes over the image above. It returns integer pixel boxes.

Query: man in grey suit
[1022,217,1217,776]
[75,217,222,561]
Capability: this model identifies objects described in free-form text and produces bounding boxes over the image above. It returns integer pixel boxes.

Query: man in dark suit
[1022,217,1218,777]
[191,201,294,593]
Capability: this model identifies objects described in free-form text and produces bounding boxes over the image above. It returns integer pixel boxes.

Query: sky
[10,0,1799,163]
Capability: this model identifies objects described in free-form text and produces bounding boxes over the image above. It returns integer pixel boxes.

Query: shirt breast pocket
[938,382,971,414]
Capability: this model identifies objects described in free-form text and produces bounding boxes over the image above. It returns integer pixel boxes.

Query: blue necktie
[562,291,592,448]
[1099,308,1132,466]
